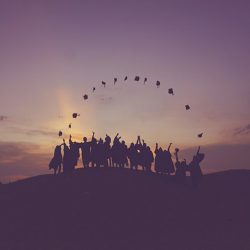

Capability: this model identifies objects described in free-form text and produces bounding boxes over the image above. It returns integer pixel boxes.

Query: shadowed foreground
[0,168,250,250]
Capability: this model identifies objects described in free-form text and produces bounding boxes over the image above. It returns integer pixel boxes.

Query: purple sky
[0,0,250,182]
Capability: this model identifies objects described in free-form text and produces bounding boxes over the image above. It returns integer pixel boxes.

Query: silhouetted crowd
[49,133,205,187]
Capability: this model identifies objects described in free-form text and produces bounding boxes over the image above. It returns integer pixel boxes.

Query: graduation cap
[144,78,147,84]
[83,94,88,100]
[58,131,63,137]
[92,87,96,92]
[114,78,117,85]
[72,113,80,118]
[156,81,160,88]
[69,123,72,129]
[198,133,203,138]
[185,105,191,110]
[168,88,174,95]
[102,81,106,87]
[124,76,128,81]
[134,76,140,81]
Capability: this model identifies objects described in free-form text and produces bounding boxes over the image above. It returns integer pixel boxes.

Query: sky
[0,0,250,182]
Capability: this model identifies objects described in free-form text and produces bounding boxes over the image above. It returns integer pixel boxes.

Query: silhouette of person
[80,137,91,168]
[91,132,98,167]
[174,148,187,184]
[69,135,80,170]
[96,138,105,168]
[120,140,128,168]
[163,143,175,175]
[49,144,63,175]
[145,146,154,172]
[112,133,121,168]
[141,141,147,171]
[188,146,205,188]
[155,143,163,174]
[104,134,112,167]
[135,136,143,170]
[128,143,137,170]
[62,140,72,173]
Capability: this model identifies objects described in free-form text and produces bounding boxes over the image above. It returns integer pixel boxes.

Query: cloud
[23,128,56,137]
[234,124,250,136]
[0,141,51,183]
[96,94,114,105]
[8,126,57,138]
[0,115,8,121]
[180,143,250,173]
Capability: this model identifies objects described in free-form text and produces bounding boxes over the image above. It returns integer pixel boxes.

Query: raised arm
[114,133,119,141]
[113,133,121,143]
[196,146,201,155]
[168,143,173,151]
[174,148,179,162]
[69,135,73,148]
[154,143,158,154]
[136,136,142,145]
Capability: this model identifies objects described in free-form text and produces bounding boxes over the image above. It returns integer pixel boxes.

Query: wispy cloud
[234,124,250,136]
[8,126,57,138]
[96,94,114,105]
[0,141,51,183]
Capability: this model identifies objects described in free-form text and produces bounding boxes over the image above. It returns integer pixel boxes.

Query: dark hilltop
[0,168,250,250]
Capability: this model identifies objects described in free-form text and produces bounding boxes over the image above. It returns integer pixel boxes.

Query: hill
[0,168,250,250]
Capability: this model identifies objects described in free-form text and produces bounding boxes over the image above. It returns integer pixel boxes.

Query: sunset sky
[0,0,249,182]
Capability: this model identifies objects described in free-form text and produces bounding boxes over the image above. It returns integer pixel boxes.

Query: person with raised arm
[155,143,163,174]
[104,134,112,167]
[112,133,121,168]
[69,135,80,171]
[62,138,71,173]
[188,146,205,188]
[163,143,175,175]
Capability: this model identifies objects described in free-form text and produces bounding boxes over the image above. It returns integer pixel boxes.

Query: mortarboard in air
[185,105,191,110]
[72,113,80,118]
[114,78,117,85]
[124,76,128,81]
[168,88,174,95]
[69,123,71,129]
[58,131,63,137]
[92,87,96,92]
[198,133,203,138]
[83,94,88,100]
[102,81,106,87]
[156,81,160,87]
[144,78,147,84]
[134,76,140,81]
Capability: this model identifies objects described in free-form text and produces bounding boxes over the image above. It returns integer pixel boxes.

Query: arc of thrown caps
[80,75,204,139]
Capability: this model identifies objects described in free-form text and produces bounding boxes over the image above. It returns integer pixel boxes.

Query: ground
[0,168,250,250]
